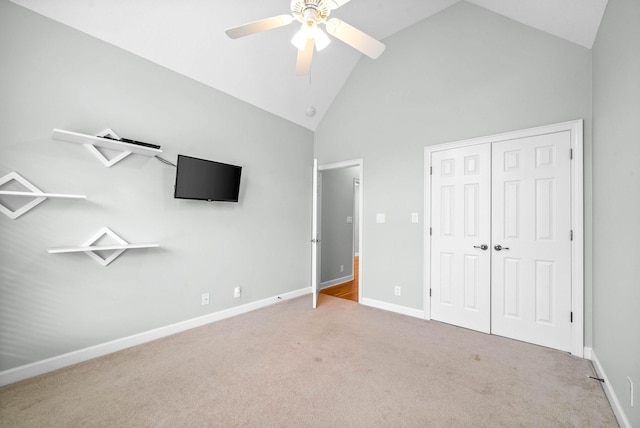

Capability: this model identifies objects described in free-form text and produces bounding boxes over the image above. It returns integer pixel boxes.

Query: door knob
[473,244,488,250]
[494,244,509,251]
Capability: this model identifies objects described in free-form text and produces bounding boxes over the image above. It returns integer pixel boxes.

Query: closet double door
[430,131,572,352]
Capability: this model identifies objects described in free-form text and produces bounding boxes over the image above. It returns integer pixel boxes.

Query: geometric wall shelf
[87,129,130,167]
[0,172,87,219]
[48,227,159,266]
[52,128,162,168]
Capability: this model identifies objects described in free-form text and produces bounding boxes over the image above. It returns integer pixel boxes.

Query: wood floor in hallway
[320,256,359,302]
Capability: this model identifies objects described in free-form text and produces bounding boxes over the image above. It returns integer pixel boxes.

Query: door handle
[473,244,488,250]
[494,244,509,251]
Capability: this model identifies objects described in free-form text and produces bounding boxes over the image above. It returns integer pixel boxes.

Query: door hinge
[429,288,432,297]
[430,166,433,175]
[570,148,573,160]
[570,311,573,323]
[570,230,574,241]
[430,227,432,236]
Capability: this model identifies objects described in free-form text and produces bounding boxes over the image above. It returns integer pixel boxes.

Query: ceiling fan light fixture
[291,26,309,50]
[291,21,330,51]
[314,28,330,51]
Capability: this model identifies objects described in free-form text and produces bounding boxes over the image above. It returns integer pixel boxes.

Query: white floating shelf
[0,172,86,219]
[48,227,159,266]
[0,190,86,199]
[48,244,159,254]
[52,128,162,167]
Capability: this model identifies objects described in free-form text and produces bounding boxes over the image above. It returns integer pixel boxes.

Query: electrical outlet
[394,286,401,296]
[201,293,209,306]
[340,264,344,272]
[628,376,634,407]
[234,287,241,299]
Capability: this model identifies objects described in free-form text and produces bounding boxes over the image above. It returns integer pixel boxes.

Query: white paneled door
[311,159,320,309]
[429,130,574,352]
[491,132,572,351]
[431,144,492,333]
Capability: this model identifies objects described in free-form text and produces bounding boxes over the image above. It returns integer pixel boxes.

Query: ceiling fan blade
[326,0,352,9]
[295,38,315,76]
[325,18,385,59]
[225,15,293,39]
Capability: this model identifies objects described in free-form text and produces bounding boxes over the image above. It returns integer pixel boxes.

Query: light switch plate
[376,213,385,223]
[411,213,419,223]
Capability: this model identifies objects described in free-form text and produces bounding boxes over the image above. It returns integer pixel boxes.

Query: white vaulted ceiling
[10,0,608,130]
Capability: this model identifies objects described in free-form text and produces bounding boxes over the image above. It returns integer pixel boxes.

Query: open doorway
[317,163,361,303]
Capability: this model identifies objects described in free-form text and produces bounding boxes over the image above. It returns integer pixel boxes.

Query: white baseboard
[590,349,631,428]
[361,297,425,319]
[583,346,593,360]
[320,275,354,290]
[0,287,311,387]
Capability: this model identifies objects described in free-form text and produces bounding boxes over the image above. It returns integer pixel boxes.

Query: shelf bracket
[86,129,132,168]
[0,172,46,219]
[82,227,128,266]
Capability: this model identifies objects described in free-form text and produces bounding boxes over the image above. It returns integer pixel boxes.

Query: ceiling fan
[225,0,385,76]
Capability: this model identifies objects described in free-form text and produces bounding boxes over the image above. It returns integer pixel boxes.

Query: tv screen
[174,155,242,202]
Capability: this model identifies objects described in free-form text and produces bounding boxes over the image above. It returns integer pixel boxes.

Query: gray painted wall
[314,2,593,344]
[0,2,313,371]
[592,0,640,425]
[320,167,358,283]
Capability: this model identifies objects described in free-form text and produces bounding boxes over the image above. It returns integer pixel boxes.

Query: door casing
[313,158,364,306]
[424,120,584,357]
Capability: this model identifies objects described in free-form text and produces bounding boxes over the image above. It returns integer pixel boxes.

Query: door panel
[491,132,572,351]
[430,144,491,333]
[311,159,319,308]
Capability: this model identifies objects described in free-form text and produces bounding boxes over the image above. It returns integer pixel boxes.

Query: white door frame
[317,158,364,304]
[424,120,584,357]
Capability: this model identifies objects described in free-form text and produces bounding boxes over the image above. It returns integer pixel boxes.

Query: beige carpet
[0,294,617,427]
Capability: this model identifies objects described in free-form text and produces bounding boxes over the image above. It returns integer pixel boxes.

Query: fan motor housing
[291,0,331,23]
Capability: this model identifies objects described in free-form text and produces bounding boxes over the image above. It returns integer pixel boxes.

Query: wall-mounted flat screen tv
[174,154,242,202]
